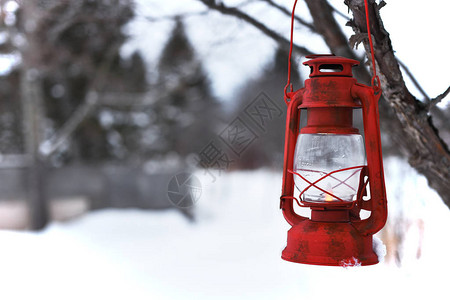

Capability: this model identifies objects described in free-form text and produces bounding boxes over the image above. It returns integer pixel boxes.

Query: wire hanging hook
[284,0,298,105]
[363,0,380,91]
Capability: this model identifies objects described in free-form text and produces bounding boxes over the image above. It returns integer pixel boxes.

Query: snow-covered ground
[0,157,448,300]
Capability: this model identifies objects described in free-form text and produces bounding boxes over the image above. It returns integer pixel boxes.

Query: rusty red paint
[280,55,387,266]
[300,107,359,134]
[282,220,378,266]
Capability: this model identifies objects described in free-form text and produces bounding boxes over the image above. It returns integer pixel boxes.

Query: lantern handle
[351,83,387,236]
[363,0,381,92]
[281,89,307,226]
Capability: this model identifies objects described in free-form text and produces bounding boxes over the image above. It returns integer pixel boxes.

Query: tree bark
[345,0,450,207]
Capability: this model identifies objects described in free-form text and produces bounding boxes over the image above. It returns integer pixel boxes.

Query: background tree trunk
[21,72,49,230]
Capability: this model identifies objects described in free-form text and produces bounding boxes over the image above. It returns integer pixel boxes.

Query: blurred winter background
[0,0,449,299]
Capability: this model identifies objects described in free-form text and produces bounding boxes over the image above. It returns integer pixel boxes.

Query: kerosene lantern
[280,54,388,266]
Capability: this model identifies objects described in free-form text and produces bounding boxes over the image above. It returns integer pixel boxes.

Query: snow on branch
[39,43,121,158]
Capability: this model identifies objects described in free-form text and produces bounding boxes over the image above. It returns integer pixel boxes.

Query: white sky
[122,0,450,106]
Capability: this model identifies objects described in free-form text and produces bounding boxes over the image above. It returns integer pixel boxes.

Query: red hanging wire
[283,0,298,105]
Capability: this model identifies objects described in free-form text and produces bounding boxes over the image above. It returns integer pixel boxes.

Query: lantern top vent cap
[304,54,359,78]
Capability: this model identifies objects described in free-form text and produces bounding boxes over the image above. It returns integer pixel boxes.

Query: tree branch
[38,43,121,158]
[329,3,351,20]
[197,0,312,55]
[261,0,316,33]
[428,86,450,110]
[397,58,430,102]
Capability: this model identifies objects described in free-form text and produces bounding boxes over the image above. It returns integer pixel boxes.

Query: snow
[0,52,21,76]
[0,158,448,299]
[339,257,362,268]
[372,236,387,262]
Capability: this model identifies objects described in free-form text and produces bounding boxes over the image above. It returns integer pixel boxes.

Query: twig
[38,43,121,158]
[261,0,316,32]
[428,86,450,110]
[329,2,351,20]
[38,92,98,157]
[397,59,430,102]
[144,10,209,22]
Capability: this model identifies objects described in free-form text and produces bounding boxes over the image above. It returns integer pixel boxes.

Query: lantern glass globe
[293,133,366,203]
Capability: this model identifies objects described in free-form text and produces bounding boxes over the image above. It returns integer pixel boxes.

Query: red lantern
[280,54,387,266]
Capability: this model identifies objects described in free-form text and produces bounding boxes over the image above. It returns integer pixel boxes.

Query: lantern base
[282,219,378,266]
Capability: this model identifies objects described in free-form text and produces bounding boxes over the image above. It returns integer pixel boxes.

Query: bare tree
[193,0,449,207]
[15,0,145,229]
